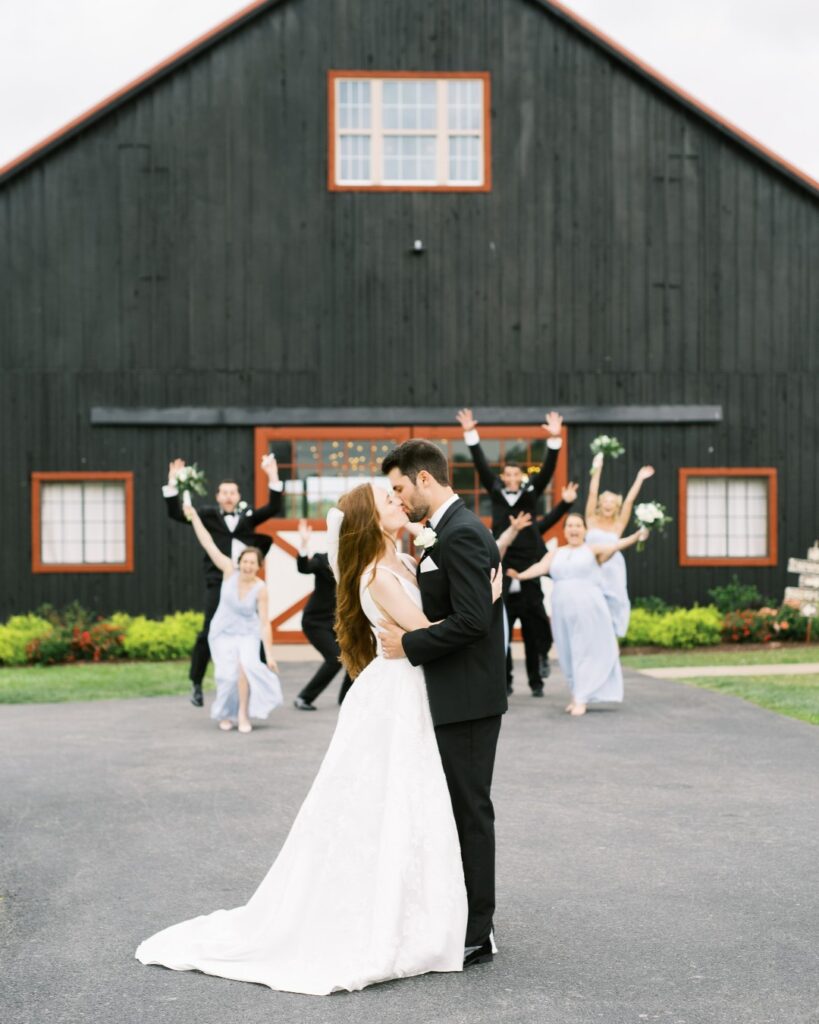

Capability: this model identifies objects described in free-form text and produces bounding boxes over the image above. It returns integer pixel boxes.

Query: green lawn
[678,674,819,726]
[621,647,819,670]
[0,661,214,704]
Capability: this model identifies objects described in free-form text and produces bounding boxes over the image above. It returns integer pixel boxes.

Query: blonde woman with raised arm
[585,454,655,637]
[183,504,282,733]
[509,512,649,716]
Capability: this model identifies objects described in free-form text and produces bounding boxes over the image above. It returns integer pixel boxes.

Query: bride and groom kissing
[136,439,509,995]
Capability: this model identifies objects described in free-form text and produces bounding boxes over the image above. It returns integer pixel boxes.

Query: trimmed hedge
[112,611,203,660]
[0,615,53,665]
[623,606,723,649]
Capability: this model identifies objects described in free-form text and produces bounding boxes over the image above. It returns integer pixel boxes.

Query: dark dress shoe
[531,686,544,697]
[293,697,317,711]
[539,655,551,678]
[463,938,494,968]
[190,683,204,707]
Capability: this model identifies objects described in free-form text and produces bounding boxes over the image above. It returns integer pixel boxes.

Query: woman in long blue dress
[184,505,282,733]
[585,455,655,637]
[509,513,649,716]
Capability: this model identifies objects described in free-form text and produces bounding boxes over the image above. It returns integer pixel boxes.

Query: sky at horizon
[0,0,817,182]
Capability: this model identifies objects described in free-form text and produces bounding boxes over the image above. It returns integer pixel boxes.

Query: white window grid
[686,477,769,559]
[335,77,485,186]
[40,482,127,565]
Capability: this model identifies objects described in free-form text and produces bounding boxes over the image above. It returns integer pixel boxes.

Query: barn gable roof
[1,0,816,198]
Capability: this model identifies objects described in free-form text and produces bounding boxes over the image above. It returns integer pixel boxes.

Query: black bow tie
[221,510,237,517]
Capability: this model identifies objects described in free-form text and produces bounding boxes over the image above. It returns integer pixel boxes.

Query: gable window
[31,472,134,573]
[328,72,491,191]
[678,468,777,567]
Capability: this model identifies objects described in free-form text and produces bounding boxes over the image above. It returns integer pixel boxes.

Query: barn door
[253,427,411,642]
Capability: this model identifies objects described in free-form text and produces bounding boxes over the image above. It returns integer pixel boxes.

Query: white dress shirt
[428,494,460,531]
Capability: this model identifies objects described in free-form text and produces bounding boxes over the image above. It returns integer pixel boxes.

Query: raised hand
[562,481,579,503]
[636,527,650,542]
[591,452,604,471]
[508,511,533,533]
[182,504,198,523]
[260,452,280,482]
[456,407,478,432]
[168,458,186,485]
[637,465,655,482]
[297,518,312,544]
[490,566,504,603]
[542,410,563,437]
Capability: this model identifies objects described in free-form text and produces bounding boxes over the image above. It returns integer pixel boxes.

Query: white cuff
[162,484,179,497]
[464,429,480,446]
[268,480,283,493]
[546,437,563,450]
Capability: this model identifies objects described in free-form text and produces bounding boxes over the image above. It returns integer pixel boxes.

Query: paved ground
[639,664,819,678]
[1,662,818,1024]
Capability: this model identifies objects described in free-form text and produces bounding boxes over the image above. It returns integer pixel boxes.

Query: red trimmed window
[31,472,135,573]
[328,72,491,191]
[678,468,777,567]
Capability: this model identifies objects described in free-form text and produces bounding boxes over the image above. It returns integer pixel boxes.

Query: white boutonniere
[414,526,438,551]
[235,500,251,516]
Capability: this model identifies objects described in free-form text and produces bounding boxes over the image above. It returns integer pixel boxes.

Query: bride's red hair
[334,484,387,678]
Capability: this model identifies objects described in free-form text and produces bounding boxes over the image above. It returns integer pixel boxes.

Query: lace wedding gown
[136,558,467,995]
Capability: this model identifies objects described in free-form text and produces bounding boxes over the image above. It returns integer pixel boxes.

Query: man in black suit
[293,519,353,710]
[380,440,507,969]
[456,407,565,697]
[163,454,284,706]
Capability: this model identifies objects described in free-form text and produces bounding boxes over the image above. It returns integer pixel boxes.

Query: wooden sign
[787,558,819,575]
[785,586,819,603]
[798,575,819,589]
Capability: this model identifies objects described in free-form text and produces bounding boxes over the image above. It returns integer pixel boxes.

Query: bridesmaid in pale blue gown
[509,513,649,716]
[585,455,655,637]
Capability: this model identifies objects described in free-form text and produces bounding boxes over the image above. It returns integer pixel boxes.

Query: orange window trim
[678,467,778,568]
[327,70,492,193]
[31,471,135,574]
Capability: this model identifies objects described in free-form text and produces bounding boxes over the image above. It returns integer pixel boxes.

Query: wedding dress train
[136,559,467,994]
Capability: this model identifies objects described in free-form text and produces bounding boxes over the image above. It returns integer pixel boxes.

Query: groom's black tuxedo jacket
[165,489,282,585]
[402,499,508,727]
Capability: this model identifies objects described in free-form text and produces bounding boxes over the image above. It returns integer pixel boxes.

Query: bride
[136,482,502,995]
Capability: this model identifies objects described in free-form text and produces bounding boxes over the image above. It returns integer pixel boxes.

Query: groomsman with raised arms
[162,454,284,707]
[456,408,571,697]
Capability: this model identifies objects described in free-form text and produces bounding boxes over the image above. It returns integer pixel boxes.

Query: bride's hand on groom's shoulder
[490,566,504,603]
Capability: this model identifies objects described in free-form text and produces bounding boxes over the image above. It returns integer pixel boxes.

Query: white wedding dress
[136,557,467,995]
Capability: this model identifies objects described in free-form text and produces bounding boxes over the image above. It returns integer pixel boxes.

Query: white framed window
[329,73,490,190]
[32,473,134,573]
[679,469,777,566]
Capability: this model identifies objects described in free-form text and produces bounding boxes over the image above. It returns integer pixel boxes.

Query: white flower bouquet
[633,500,672,551]
[590,435,625,461]
[175,463,208,507]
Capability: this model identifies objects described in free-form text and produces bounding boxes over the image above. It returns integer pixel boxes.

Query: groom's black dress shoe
[531,686,544,697]
[463,939,493,968]
[190,683,204,707]
[293,697,317,711]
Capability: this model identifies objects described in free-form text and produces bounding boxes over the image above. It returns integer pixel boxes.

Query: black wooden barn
[2,0,817,634]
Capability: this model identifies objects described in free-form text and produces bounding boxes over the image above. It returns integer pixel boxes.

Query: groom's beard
[405,501,430,523]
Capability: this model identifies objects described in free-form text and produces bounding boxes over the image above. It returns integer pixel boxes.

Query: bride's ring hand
[490,566,504,603]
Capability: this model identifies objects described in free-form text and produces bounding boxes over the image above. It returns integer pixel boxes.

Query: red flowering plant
[722,604,819,643]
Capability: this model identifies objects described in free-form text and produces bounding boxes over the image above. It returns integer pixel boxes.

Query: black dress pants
[189,581,221,685]
[504,582,552,691]
[434,714,502,948]
[298,618,353,705]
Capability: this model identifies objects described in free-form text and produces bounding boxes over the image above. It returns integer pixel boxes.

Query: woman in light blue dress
[184,505,282,733]
[585,455,655,637]
[509,513,649,716]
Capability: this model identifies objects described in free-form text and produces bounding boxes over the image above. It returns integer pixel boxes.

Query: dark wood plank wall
[1,0,817,617]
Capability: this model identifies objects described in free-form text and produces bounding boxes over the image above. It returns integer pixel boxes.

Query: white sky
[0,0,817,181]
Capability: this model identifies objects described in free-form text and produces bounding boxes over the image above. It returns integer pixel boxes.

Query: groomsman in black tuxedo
[380,439,507,968]
[162,454,284,706]
[456,407,565,697]
[293,519,353,710]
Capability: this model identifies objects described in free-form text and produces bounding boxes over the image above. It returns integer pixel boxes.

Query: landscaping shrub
[623,606,722,648]
[722,605,819,643]
[632,595,673,615]
[707,576,773,613]
[118,611,203,660]
[0,614,53,665]
[26,621,126,665]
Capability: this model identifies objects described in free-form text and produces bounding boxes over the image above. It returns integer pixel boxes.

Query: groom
[380,440,507,968]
